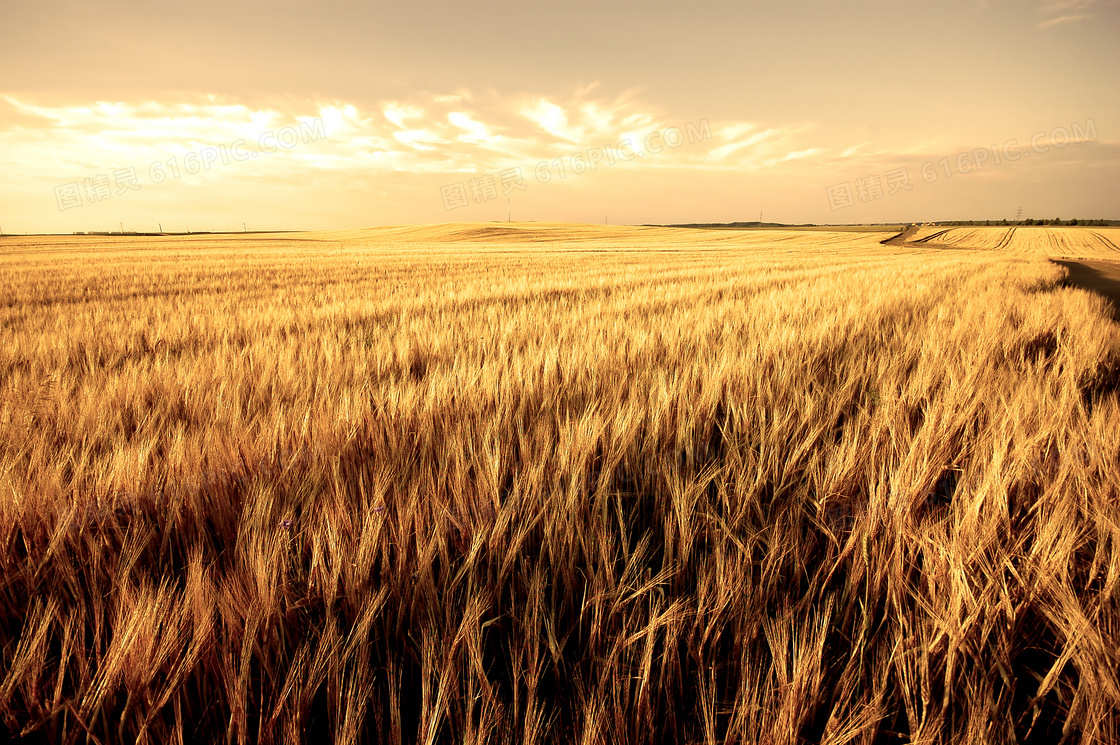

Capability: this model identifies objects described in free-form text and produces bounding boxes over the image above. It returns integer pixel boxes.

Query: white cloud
[383,103,425,128]
[0,90,822,187]
[447,111,492,144]
[1037,12,1092,26]
[521,99,575,142]
[1036,0,1117,27]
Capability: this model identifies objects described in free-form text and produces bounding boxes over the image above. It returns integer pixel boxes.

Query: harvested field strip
[898,226,1120,259]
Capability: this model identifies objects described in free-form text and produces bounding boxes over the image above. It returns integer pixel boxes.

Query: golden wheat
[1,223,1118,744]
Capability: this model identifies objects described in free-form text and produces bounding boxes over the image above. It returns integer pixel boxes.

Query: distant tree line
[935,218,1119,227]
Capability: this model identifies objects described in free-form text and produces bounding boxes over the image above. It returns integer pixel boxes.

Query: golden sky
[2,0,1117,232]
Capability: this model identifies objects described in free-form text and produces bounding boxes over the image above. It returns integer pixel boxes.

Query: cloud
[1035,0,1117,27]
[0,89,831,200]
[709,130,774,160]
[447,112,492,144]
[383,103,425,128]
[521,99,573,141]
[769,149,822,166]
[1039,0,1096,13]
[1037,12,1092,27]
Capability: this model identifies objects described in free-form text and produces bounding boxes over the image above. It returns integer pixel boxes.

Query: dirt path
[1054,259,1120,319]
[880,225,919,246]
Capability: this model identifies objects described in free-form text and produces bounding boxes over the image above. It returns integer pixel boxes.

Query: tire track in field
[993,227,1016,250]
[912,229,952,244]
[1092,231,1120,253]
[880,225,919,246]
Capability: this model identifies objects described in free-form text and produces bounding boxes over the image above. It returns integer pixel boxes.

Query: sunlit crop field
[906,225,1120,258]
[2,224,1119,744]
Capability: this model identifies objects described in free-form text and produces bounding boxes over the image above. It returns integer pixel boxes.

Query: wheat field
[2,223,1119,744]
[906,226,1120,258]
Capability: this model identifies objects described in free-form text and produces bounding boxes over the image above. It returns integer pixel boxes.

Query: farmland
[903,225,1120,258]
[2,224,1119,744]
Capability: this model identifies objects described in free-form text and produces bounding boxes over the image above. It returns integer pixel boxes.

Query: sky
[1,0,1117,233]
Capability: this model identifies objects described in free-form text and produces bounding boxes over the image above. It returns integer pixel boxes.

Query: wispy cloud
[1038,13,1091,27]
[1036,0,1117,27]
[0,91,821,183]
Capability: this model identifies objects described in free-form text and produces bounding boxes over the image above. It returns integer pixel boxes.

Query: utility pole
[159,223,163,234]
[244,222,247,232]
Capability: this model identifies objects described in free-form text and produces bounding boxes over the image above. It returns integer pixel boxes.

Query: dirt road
[1054,259,1120,319]
[880,225,919,246]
